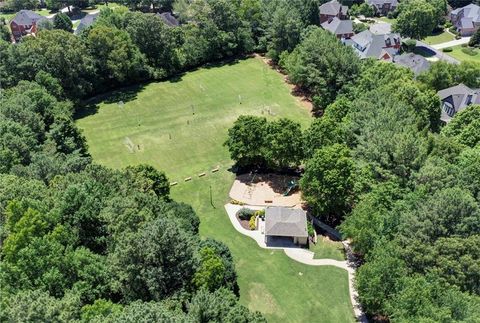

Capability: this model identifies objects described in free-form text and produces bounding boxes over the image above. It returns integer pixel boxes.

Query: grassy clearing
[82,3,126,13]
[444,45,480,63]
[76,57,355,323]
[424,30,455,45]
[377,16,395,24]
[310,237,345,261]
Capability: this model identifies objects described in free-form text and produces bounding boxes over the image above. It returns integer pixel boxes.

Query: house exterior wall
[319,12,347,24]
[293,236,308,245]
[10,21,37,40]
[458,26,478,36]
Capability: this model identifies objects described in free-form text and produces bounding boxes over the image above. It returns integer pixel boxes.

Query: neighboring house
[319,0,348,24]
[264,207,308,246]
[366,0,398,16]
[393,53,431,75]
[156,12,180,27]
[450,4,480,36]
[10,10,47,41]
[343,29,401,60]
[437,84,480,123]
[74,13,99,35]
[321,17,354,39]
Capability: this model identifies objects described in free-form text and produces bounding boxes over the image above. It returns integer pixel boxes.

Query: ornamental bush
[237,208,254,220]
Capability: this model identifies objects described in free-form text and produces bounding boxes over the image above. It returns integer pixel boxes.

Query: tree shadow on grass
[75,83,147,120]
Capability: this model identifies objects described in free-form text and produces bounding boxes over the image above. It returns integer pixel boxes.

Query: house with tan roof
[450,4,480,36]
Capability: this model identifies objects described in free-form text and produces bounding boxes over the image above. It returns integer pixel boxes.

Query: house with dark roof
[319,0,348,24]
[321,17,354,39]
[156,12,180,27]
[393,53,431,75]
[366,0,398,16]
[437,84,480,123]
[343,29,401,61]
[264,207,308,246]
[10,10,47,41]
[450,4,480,36]
[74,13,99,35]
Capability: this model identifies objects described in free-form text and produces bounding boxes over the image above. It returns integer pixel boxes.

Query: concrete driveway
[432,37,471,49]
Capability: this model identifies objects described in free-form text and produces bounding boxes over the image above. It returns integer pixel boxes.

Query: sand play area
[229,173,303,207]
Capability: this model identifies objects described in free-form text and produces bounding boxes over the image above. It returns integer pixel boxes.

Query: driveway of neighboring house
[431,36,472,49]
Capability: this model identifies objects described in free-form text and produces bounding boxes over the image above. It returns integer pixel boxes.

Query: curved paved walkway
[224,203,368,323]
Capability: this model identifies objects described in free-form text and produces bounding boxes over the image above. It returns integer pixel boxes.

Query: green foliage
[350,3,375,17]
[264,118,304,168]
[300,144,355,223]
[393,0,437,39]
[53,13,73,32]
[0,18,11,42]
[418,61,480,91]
[85,25,148,86]
[125,164,170,198]
[6,0,38,11]
[249,215,256,230]
[469,29,480,47]
[284,27,361,111]
[441,105,480,148]
[193,247,227,291]
[237,208,255,220]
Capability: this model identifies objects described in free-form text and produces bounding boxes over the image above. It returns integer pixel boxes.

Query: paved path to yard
[432,37,471,49]
[224,203,368,323]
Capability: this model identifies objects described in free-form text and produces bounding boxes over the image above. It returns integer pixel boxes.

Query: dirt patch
[254,53,313,113]
[247,282,283,316]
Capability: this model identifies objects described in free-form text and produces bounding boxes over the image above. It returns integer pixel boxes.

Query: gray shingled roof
[348,30,400,59]
[74,13,99,35]
[452,4,480,28]
[265,207,308,238]
[11,10,46,26]
[366,0,398,7]
[393,53,431,75]
[157,12,179,27]
[437,84,480,122]
[319,0,348,16]
[321,17,353,35]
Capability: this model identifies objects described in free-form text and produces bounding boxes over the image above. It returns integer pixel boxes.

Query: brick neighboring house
[319,0,348,24]
[450,4,480,36]
[321,17,354,39]
[10,10,47,41]
[366,0,398,16]
[437,84,480,123]
[343,29,401,61]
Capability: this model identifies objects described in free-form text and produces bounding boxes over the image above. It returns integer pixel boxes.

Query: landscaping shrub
[249,215,256,230]
[230,199,245,206]
[307,222,315,237]
[442,47,453,52]
[254,209,265,219]
[237,208,255,220]
[403,39,417,52]
[461,47,478,56]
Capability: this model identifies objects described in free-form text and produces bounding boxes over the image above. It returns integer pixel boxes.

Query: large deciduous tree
[393,0,437,39]
[300,144,355,222]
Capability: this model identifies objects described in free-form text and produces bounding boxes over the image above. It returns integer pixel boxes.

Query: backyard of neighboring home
[444,45,480,63]
[76,57,355,323]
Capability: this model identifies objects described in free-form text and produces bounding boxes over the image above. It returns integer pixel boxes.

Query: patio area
[229,173,303,207]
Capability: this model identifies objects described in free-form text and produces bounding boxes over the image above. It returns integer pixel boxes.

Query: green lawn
[377,16,395,24]
[424,30,455,45]
[310,237,345,261]
[76,57,355,323]
[82,3,127,13]
[444,45,480,63]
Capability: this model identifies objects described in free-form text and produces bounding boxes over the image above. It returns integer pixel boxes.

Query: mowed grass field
[76,57,355,323]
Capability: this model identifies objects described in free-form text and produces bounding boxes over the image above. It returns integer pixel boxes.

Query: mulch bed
[236,214,252,230]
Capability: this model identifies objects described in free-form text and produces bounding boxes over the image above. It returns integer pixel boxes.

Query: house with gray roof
[265,207,308,246]
[10,10,47,41]
[157,12,180,27]
[367,0,398,16]
[393,53,431,75]
[74,13,99,35]
[319,0,348,24]
[321,17,354,39]
[437,84,480,123]
[451,4,480,36]
[343,29,401,61]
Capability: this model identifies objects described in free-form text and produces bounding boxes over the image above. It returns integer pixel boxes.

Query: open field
[444,45,480,63]
[76,58,355,323]
[424,30,455,45]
